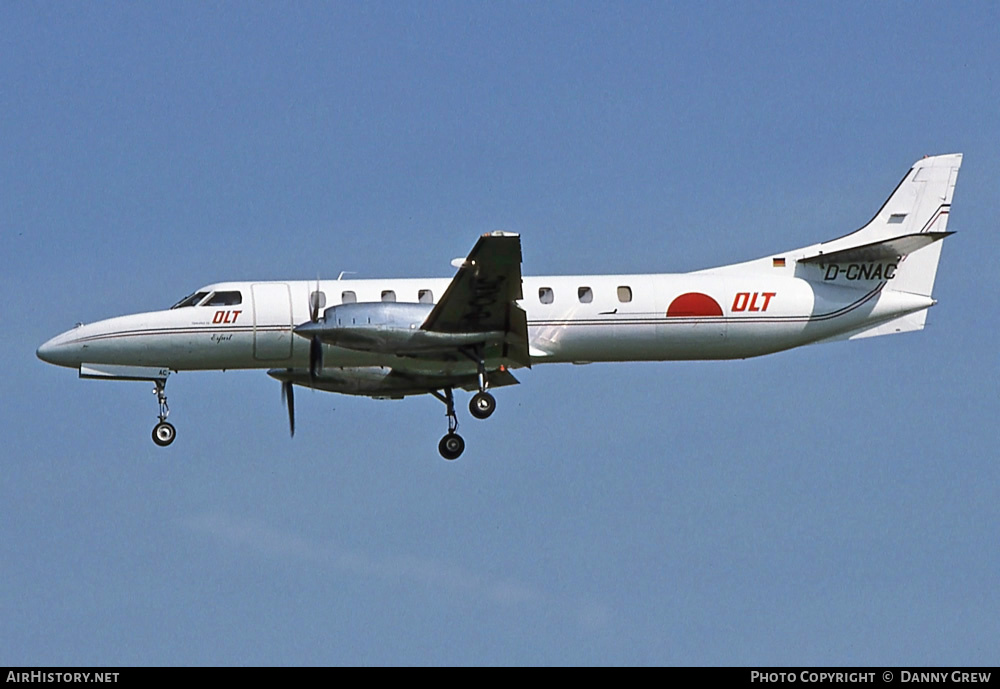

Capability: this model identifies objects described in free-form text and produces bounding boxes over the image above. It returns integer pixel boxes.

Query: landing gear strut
[151,379,175,447]
[429,349,505,459]
[432,387,464,460]
[465,347,496,420]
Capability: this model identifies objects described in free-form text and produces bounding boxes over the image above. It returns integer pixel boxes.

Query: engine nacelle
[269,365,425,398]
[294,302,501,355]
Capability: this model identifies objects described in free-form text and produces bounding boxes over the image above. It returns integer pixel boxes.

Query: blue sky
[2,2,998,666]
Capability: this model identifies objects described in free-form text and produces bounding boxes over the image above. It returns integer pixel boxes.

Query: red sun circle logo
[666,292,723,317]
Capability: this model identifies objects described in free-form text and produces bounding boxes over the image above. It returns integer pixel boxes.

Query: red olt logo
[212,310,242,324]
[731,292,776,312]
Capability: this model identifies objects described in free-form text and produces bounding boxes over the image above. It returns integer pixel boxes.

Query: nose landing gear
[151,379,175,447]
[153,421,176,446]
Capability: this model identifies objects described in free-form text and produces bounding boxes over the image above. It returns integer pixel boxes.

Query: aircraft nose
[37,331,81,368]
[36,340,56,365]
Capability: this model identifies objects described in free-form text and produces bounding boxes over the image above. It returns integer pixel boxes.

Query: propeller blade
[310,276,321,323]
[281,379,295,437]
[309,336,323,381]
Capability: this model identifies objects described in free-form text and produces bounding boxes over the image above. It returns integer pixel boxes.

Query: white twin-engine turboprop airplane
[38,154,961,459]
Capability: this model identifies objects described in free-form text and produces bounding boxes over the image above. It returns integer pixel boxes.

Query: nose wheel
[153,421,176,446]
[151,379,176,447]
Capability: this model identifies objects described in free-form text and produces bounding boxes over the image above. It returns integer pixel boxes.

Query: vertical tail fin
[798,153,962,298]
[858,153,960,298]
[796,154,962,342]
[851,153,961,244]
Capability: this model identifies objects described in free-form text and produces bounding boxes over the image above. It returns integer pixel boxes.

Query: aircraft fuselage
[38,271,931,375]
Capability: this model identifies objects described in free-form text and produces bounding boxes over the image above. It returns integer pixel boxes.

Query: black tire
[152,422,176,447]
[438,432,465,460]
[469,391,496,420]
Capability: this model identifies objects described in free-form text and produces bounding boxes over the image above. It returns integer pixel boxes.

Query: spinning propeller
[279,278,326,438]
[308,278,323,382]
[280,377,295,437]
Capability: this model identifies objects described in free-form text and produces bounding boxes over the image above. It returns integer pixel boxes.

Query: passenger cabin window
[617,286,632,303]
[539,287,554,304]
[578,286,593,303]
[418,289,434,304]
[310,291,326,312]
[170,292,209,309]
[381,290,396,302]
[204,291,243,306]
[341,291,357,304]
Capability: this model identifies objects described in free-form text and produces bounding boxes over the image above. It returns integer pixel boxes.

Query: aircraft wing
[420,231,531,368]
[387,366,521,395]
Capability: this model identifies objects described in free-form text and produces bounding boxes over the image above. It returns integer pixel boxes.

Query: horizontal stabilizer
[799,232,953,265]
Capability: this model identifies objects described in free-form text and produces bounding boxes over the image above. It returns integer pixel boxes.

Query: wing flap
[458,367,520,392]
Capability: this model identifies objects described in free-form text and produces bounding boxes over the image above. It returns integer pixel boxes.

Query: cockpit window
[203,291,243,306]
[170,292,210,309]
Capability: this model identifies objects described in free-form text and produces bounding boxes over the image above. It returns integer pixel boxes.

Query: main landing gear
[431,388,465,460]
[431,352,498,460]
[469,391,496,419]
[466,346,496,421]
[151,379,176,447]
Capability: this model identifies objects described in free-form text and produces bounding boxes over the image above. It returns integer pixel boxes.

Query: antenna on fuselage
[337,271,356,281]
